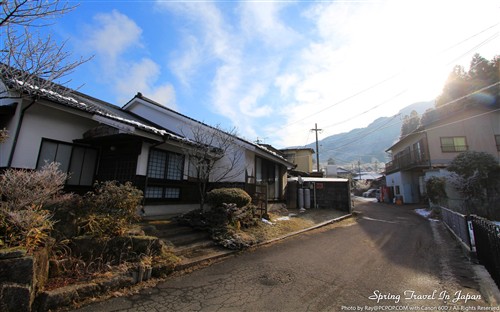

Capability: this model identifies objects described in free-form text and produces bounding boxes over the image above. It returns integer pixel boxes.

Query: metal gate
[471,215,500,288]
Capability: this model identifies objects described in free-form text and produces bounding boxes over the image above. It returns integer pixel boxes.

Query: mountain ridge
[297,100,435,166]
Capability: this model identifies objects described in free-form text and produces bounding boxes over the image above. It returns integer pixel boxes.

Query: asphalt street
[73,198,497,311]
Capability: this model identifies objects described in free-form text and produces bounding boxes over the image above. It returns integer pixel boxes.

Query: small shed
[286,177,351,213]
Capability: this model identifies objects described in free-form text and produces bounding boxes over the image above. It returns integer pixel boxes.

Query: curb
[254,213,353,248]
[473,264,500,306]
[418,210,500,307]
[35,213,353,311]
[174,213,354,270]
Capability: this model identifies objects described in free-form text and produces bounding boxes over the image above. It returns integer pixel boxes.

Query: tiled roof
[7,78,189,142]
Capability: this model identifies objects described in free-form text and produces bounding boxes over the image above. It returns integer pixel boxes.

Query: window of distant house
[36,139,98,186]
[145,149,184,200]
[495,135,500,151]
[440,137,468,152]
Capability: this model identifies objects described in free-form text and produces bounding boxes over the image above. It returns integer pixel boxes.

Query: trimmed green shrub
[206,188,252,208]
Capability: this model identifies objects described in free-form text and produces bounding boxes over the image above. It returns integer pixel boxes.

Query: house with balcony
[385,104,500,204]
[1,70,293,216]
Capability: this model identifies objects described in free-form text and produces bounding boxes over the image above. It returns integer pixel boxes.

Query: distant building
[336,167,352,178]
[280,148,315,174]
[325,165,338,178]
[352,172,383,181]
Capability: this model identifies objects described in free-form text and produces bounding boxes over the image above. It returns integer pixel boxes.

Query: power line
[322,90,407,129]
[413,107,500,137]
[298,50,499,150]
[330,81,499,151]
[322,33,499,132]
[277,22,499,133]
[329,115,401,151]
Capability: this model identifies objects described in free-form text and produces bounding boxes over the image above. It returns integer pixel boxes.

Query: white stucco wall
[427,108,500,165]
[386,171,420,204]
[125,101,192,136]
[10,102,98,169]
[136,143,150,176]
[126,99,257,184]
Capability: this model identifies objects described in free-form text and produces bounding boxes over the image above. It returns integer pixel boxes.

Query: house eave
[124,93,294,168]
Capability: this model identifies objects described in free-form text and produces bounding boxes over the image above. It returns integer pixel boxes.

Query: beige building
[280,148,315,173]
[385,105,500,204]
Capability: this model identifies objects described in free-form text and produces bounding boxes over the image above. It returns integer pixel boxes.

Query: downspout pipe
[7,98,36,167]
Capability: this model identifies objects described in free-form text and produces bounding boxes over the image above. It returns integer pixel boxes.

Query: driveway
[72,199,496,311]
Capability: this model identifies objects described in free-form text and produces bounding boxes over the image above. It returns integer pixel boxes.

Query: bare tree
[1,0,88,99]
[183,124,245,211]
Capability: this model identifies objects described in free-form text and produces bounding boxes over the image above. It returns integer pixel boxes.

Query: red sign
[316,183,324,189]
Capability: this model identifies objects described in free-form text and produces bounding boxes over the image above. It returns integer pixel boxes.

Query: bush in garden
[77,181,143,237]
[177,188,259,250]
[447,151,498,180]
[0,162,67,253]
[447,151,498,201]
[425,176,447,205]
[206,188,252,208]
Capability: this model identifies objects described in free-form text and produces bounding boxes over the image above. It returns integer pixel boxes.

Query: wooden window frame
[36,138,98,186]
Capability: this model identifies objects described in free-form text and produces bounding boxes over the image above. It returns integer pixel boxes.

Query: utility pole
[311,123,322,174]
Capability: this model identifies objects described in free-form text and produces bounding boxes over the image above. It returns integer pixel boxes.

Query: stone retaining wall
[0,247,50,312]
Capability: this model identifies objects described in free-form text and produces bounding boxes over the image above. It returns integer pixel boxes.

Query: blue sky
[52,0,499,148]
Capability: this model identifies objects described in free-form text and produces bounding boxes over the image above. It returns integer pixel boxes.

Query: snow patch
[415,208,439,221]
[261,218,274,225]
[276,216,290,221]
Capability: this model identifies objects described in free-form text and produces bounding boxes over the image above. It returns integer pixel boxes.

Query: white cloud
[239,2,300,48]
[156,0,499,148]
[158,1,240,115]
[156,1,302,142]
[115,58,176,108]
[269,0,500,147]
[169,35,202,87]
[238,84,273,117]
[275,73,299,97]
[85,10,142,63]
[82,10,176,108]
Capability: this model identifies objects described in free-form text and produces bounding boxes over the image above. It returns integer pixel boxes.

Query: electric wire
[278,22,499,133]
[330,81,500,151]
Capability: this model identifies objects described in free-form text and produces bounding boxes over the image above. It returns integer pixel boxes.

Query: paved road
[73,199,496,311]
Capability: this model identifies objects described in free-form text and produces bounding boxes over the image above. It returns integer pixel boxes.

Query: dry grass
[243,215,314,242]
[242,209,347,243]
